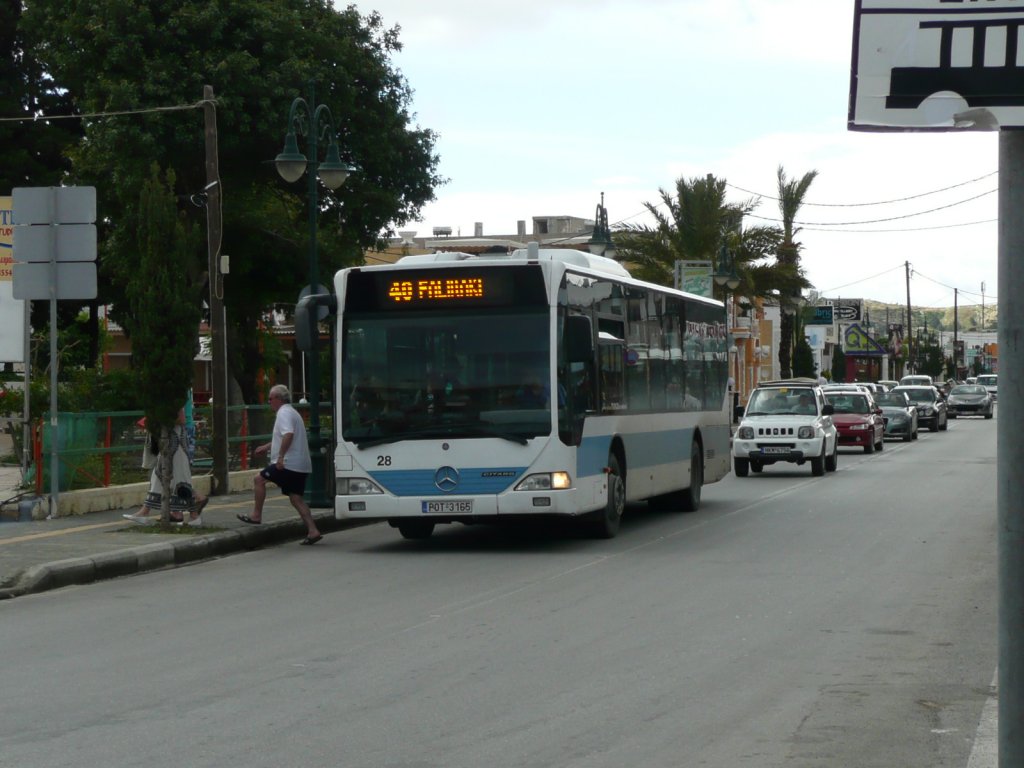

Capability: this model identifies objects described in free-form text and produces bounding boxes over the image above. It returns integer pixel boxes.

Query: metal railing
[22,402,333,493]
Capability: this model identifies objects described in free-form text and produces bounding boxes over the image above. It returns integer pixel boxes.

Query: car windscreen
[950,385,986,395]
[825,394,869,414]
[876,393,907,407]
[899,387,935,403]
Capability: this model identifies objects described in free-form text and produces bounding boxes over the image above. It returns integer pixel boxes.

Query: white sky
[350,0,1001,307]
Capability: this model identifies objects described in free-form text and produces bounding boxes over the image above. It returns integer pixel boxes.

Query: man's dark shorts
[260,465,308,496]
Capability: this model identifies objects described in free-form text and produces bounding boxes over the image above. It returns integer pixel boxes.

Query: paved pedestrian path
[0,463,355,599]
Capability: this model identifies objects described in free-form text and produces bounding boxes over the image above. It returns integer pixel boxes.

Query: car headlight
[338,477,384,495]
[890,413,906,423]
[737,426,754,439]
[918,405,933,415]
[515,472,571,491]
[798,426,815,439]
[849,423,870,431]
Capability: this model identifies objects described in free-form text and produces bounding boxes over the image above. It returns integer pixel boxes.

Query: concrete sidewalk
[0,442,356,599]
[0,487,357,599]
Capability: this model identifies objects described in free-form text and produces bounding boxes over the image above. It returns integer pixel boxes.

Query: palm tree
[775,165,818,378]
[615,173,806,307]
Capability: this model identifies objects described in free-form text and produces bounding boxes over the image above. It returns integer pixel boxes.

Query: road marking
[967,669,998,768]
[0,521,123,544]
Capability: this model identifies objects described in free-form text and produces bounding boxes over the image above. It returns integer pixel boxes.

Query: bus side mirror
[565,316,594,363]
[295,293,337,352]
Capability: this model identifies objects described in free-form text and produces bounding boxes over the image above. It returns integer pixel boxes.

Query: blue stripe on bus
[578,428,695,479]
[368,467,527,497]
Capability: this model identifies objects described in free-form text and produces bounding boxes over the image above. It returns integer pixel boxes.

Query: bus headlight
[338,478,384,495]
[515,472,571,491]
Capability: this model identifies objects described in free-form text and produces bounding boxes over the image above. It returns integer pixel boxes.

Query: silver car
[947,384,994,419]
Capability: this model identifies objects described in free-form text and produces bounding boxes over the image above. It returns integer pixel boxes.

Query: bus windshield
[341,308,553,446]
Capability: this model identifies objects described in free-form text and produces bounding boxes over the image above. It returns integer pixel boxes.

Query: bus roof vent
[508,247,631,278]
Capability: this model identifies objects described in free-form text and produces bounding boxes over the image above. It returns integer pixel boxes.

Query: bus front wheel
[590,455,624,538]
[396,520,435,540]
[679,440,703,511]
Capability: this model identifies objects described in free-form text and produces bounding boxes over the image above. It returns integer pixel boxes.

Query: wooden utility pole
[905,261,913,374]
[203,85,229,494]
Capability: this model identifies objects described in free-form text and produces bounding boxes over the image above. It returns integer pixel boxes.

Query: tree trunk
[779,312,793,379]
[158,426,173,522]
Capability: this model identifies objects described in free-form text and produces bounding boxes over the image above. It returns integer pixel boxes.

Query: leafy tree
[775,166,818,378]
[832,346,847,383]
[793,337,816,378]
[0,0,80,191]
[125,166,202,521]
[21,0,442,403]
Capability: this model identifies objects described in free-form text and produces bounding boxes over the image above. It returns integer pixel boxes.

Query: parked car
[976,374,998,402]
[875,390,919,441]
[732,379,839,477]
[946,384,994,419]
[824,391,885,453]
[892,385,948,432]
[900,374,934,387]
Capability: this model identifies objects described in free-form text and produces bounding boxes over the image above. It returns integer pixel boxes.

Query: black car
[946,384,994,419]
[891,385,948,432]
[875,390,919,441]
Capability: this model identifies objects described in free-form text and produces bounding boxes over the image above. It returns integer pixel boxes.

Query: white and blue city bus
[322,244,731,540]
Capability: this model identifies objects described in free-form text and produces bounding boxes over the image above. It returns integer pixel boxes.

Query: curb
[0,515,364,600]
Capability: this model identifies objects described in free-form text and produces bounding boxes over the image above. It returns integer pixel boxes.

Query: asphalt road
[0,414,997,768]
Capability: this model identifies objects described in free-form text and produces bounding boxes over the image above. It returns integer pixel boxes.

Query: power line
[0,100,210,122]
[727,171,997,208]
[745,189,995,227]
[818,264,905,294]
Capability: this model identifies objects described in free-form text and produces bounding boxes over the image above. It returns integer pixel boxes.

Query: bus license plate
[422,500,473,514]
[761,446,789,455]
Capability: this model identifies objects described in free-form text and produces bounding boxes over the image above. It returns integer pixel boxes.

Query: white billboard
[850,0,1024,130]
[0,196,26,363]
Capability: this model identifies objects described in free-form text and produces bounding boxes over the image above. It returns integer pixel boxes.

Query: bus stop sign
[849,0,1024,131]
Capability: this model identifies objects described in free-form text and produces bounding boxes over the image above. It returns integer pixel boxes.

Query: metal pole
[203,85,229,495]
[999,129,1024,768]
[305,81,327,506]
[47,188,58,518]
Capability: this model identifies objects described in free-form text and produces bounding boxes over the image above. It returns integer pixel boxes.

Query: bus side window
[599,342,624,410]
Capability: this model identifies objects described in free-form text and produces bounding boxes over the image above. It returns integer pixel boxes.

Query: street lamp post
[275,81,354,507]
[715,245,741,415]
[587,192,616,259]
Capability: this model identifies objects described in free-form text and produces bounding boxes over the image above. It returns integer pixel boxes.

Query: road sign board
[12,262,97,300]
[299,284,331,321]
[12,186,96,224]
[803,305,834,325]
[850,0,1024,130]
[12,224,97,262]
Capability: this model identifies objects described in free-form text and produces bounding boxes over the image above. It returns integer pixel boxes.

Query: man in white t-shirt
[237,384,322,545]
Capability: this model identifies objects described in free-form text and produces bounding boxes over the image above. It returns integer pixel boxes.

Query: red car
[824,391,885,454]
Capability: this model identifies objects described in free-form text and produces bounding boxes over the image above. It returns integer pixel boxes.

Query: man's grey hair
[269,384,291,403]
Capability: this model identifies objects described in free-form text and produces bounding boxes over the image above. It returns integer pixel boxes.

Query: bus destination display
[387,276,484,302]
[345,266,547,311]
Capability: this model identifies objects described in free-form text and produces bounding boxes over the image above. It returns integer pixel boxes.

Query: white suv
[732,380,839,477]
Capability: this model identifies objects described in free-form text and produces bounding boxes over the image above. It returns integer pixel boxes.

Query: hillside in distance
[863,300,997,334]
